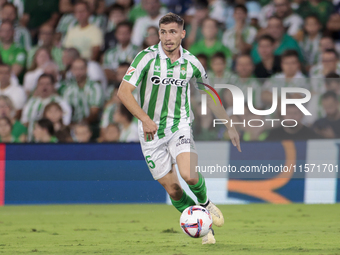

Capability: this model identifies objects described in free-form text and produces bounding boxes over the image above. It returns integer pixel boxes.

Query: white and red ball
[180,206,212,238]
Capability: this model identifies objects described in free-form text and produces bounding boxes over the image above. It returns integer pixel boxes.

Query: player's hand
[142,117,158,141]
[228,127,241,152]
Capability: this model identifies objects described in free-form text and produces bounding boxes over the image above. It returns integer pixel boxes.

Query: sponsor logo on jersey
[126,67,135,76]
[176,135,191,147]
[150,75,187,87]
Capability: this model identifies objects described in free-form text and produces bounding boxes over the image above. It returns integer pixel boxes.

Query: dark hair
[202,17,219,28]
[115,21,133,33]
[74,0,91,12]
[281,50,299,61]
[305,14,321,24]
[159,12,184,28]
[211,52,226,62]
[108,3,125,14]
[258,34,275,44]
[118,103,133,122]
[38,73,55,84]
[196,53,209,62]
[72,58,88,67]
[322,91,338,101]
[325,72,340,79]
[74,121,91,130]
[65,47,81,59]
[146,25,159,34]
[323,48,339,59]
[321,35,334,41]
[194,0,208,9]
[267,15,283,24]
[325,72,340,87]
[119,62,131,68]
[236,53,253,62]
[0,63,11,71]
[234,4,248,14]
[0,116,12,129]
[2,3,18,18]
[37,118,55,136]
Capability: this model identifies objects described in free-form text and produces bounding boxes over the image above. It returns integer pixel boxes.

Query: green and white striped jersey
[123,42,208,139]
[21,95,72,141]
[21,95,72,125]
[14,24,31,52]
[63,79,103,122]
[100,103,117,128]
[103,43,140,70]
[299,33,322,67]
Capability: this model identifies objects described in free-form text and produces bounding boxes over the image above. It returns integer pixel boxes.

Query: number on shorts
[145,155,155,169]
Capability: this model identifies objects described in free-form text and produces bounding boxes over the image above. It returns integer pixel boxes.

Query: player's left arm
[193,63,241,152]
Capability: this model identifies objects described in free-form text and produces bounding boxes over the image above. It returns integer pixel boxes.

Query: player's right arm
[117,80,157,141]
[118,50,159,141]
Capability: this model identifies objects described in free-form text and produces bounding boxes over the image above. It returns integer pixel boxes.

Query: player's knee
[168,183,182,200]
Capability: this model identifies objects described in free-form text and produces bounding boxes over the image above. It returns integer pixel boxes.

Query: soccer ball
[180,206,212,238]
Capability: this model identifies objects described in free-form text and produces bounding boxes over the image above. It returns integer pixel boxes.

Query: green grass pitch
[0,204,340,254]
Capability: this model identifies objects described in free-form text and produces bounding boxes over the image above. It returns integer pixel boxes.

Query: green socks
[170,190,196,213]
[188,172,208,204]
[170,173,208,213]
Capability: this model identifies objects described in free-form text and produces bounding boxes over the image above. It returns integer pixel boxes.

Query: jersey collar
[158,41,185,65]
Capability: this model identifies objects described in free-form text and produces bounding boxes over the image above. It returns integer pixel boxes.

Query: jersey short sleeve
[188,56,209,91]
[123,50,153,87]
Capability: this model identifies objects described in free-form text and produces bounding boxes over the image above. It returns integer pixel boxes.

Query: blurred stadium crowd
[0,0,339,143]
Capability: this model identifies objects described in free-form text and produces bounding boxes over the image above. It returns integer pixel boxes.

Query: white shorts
[139,126,197,180]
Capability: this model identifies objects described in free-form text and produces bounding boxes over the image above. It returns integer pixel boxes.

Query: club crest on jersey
[150,75,187,87]
[126,67,135,76]
[180,69,186,76]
